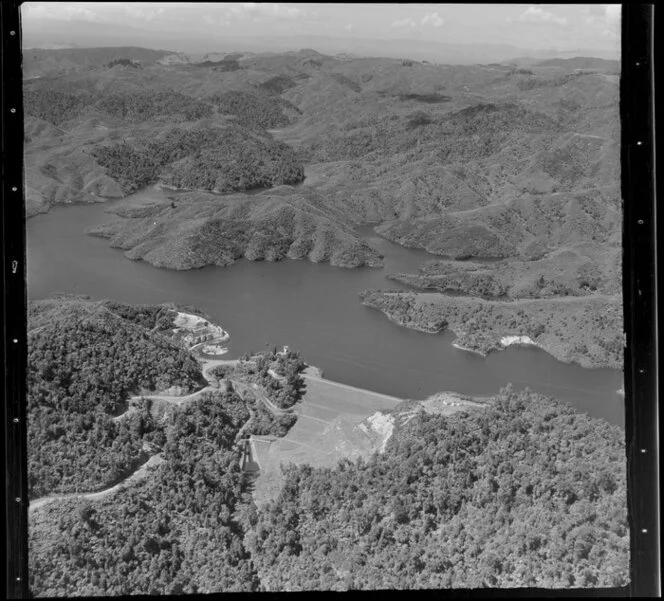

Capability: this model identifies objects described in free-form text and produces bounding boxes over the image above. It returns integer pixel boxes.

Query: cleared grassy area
[252,374,403,505]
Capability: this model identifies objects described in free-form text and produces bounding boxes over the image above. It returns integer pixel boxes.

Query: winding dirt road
[29,455,165,513]
[29,357,288,512]
[112,358,240,421]
[30,358,243,512]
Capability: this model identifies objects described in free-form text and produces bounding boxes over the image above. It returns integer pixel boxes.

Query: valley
[24,46,622,372]
[24,42,627,594]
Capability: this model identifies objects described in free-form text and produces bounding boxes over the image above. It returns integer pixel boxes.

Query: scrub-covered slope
[24,48,622,364]
[87,189,383,269]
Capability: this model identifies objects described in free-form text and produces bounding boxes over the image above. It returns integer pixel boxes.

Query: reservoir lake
[27,188,625,426]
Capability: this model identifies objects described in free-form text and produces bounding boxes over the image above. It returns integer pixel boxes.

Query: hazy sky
[22,3,621,52]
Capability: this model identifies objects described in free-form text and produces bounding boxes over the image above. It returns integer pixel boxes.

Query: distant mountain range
[20,45,621,82]
[22,18,618,65]
[531,56,621,70]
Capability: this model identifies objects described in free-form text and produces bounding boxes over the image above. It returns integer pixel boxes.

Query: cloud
[583,5,620,34]
[516,6,568,26]
[123,5,166,22]
[391,18,417,30]
[22,3,103,22]
[238,2,304,20]
[421,12,444,28]
[23,2,194,25]
[600,5,620,39]
[604,4,621,25]
[202,13,231,27]
[344,23,353,33]
[392,11,444,32]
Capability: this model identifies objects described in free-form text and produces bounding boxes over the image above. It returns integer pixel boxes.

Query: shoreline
[365,303,620,370]
[451,328,618,370]
[500,335,539,348]
[360,291,623,371]
[376,310,444,335]
[451,342,488,357]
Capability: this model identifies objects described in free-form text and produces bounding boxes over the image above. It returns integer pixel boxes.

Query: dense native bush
[227,349,307,410]
[398,92,451,103]
[405,110,433,129]
[208,90,301,130]
[94,91,213,122]
[101,301,176,330]
[23,89,96,125]
[27,298,203,497]
[106,58,141,69]
[24,89,213,125]
[93,125,305,194]
[194,59,241,71]
[360,290,623,368]
[257,75,298,95]
[29,391,258,596]
[246,387,628,590]
[91,143,161,193]
[28,300,627,594]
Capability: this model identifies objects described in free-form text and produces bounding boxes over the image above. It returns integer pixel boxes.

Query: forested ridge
[304,103,561,163]
[85,191,384,270]
[207,90,301,130]
[27,298,204,498]
[217,349,307,410]
[28,298,628,594]
[245,388,628,590]
[29,391,259,596]
[24,89,97,126]
[25,87,305,195]
[360,290,623,369]
[30,371,629,593]
[23,89,213,126]
[92,124,305,194]
[387,256,619,300]
[24,88,297,130]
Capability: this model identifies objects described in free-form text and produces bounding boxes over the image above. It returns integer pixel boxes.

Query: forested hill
[246,387,628,590]
[86,189,384,269]
[24,48,620,286]
[29,347,629,593]
[23,86,305,216]
[27,297,204,498]
[91,123,304,195]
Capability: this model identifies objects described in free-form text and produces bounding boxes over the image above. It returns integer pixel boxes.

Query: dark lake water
[26,188,625,426]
